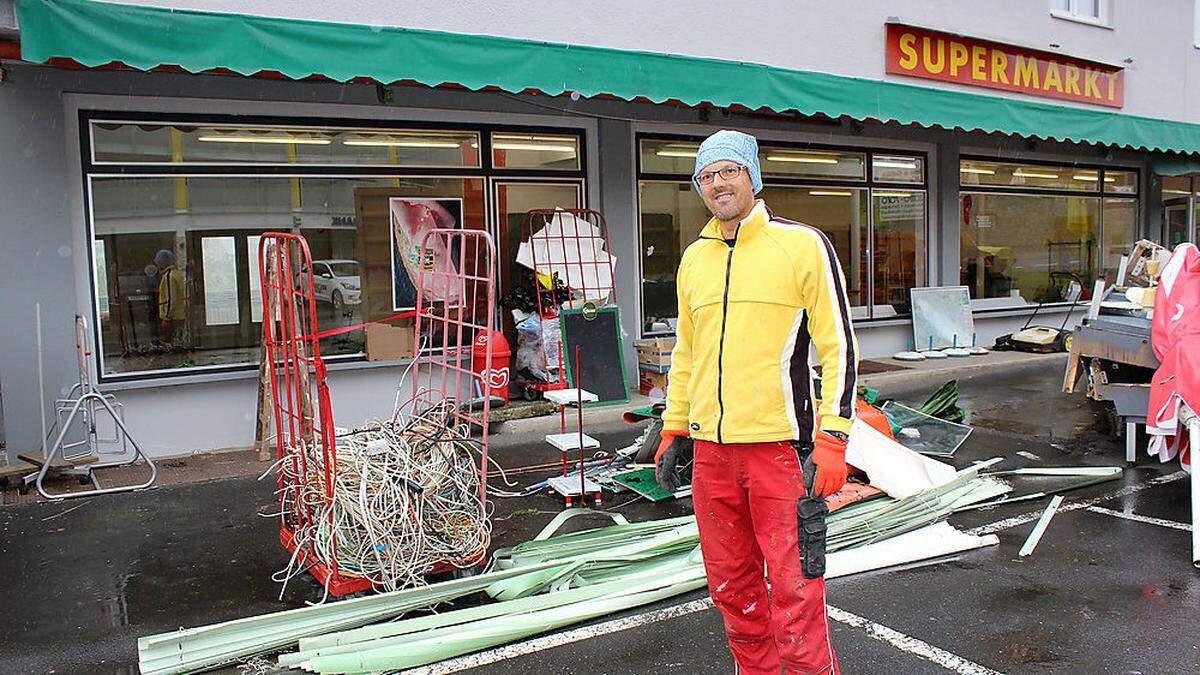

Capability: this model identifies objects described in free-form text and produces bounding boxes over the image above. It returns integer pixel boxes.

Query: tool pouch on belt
[795,443,828,579]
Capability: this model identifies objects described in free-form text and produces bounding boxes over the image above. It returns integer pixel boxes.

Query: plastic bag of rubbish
[515,315,549,382]
[541,314,562,373]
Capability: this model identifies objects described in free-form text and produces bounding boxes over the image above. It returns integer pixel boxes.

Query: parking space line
[1085,505,1193,531]
[967,470,1187,536]
[826,606,1004,675]
[404,597,716,674]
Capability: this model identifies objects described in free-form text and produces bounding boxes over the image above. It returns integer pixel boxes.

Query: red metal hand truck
[258,228,496,597]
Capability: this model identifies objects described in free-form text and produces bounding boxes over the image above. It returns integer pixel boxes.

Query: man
[155,249,186,343]
[656,129,857,674]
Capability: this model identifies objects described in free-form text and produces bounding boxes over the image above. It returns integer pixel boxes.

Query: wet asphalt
[1,358,1198,674]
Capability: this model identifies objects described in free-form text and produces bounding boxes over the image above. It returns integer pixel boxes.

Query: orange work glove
[810,430,848,497]
[654,429,690,493]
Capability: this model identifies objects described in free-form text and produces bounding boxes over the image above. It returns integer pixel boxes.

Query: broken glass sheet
[881,400,973,458]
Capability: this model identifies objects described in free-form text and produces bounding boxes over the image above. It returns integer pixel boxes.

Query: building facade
[2,0,1200,460]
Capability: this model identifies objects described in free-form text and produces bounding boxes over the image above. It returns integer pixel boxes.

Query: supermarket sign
[885,23,1124,108]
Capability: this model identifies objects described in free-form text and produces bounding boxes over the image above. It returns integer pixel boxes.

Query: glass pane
[960,160,1099,192]
[760,186,869,310]
[760,147,867,181]
[1051,0,1070,11]
[94,240,110,319]
[91,122,481,167]
[494,183,582,315]
[1162,175,1192,199]
[1077,0,1101,18]
[1103,169,1137,194]
[872,190,927,315]
[246,235,263,323]
[202,237,239,326]
[1102,199,1137,280]
[639,181,711,331]
[872,155,925,184]
[491,133,580,170]
[639,139,701,175]
[960,192,1099,307]
[1165,203,1189,248]
[90,176,485,376]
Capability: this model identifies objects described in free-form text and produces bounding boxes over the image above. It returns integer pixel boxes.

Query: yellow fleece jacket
[662,200,858,443]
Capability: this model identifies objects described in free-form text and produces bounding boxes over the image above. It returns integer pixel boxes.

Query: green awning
[15,0,1200,155]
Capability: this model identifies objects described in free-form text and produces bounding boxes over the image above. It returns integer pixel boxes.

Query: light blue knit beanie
[692,129,762,194]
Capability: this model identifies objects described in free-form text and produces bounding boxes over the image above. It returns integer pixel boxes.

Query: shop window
[639,181,711,333]
[636,136,928,332]
[93,240,110,319]
[1161,175,1194,248]
[872,155,925,184]
[1103,169,1137,194]
[1102,199,1138,276]
[91,122,482,168]
[872,190,927,315]
[89,176,481,377]
[960,192,1100,306]
[491,133,580,170]
[639,139,702,175]
[960,160,1100,192]
[758,147,866,181]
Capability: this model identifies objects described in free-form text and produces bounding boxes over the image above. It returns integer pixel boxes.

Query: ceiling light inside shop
[493,143,577,152]
[873,191,914,197]
[767,154,840,164]
[197,135,331,145]
[1012,169,1060,179]
[1071,173,1115,182]
[1164,189,1192,195]
[655,150,698,158]
[342,139,465,148]
[809,190,854,196]
[960,167,996,175]
[873,160,918,169]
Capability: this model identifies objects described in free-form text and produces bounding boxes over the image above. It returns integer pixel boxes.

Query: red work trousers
[692,439,839,675]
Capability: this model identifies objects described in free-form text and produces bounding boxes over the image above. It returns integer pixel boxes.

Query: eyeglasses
[694,165,746,186]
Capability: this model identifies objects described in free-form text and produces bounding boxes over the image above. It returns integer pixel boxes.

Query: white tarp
[845,417,958,499]
[515,210,616,302]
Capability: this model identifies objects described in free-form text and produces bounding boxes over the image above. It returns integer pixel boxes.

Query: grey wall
[0,67,78,463]
[109,0,1200,124]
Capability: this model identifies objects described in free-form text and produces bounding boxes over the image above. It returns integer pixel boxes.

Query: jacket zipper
[716,238,736,444]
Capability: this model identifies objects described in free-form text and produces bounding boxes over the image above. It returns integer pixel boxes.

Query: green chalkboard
[560,306,629,405]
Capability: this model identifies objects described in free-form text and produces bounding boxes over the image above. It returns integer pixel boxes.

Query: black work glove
[795,441,830,579]
[654,432,693,493]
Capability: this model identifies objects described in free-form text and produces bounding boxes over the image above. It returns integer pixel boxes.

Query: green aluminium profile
[136,560,565,675]
[292,567,710,673]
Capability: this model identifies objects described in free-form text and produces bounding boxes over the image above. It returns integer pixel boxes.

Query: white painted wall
[107,0,1200,123]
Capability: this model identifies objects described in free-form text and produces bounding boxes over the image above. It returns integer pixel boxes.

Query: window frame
[959,154,1139,315]
[81,110,587,383]
[1050,0,1111,28]
[635,133,931,337]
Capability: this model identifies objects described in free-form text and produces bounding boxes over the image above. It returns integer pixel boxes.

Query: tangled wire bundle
[277,400,490,593]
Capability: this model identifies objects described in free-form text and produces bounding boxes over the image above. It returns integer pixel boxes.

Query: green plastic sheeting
[15,0,1200,154]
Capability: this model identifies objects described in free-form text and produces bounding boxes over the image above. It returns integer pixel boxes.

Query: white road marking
[967,470,1187,536]
[1086,505,1193,532]
[402,597,715,674]
[826,606,1004,675]
[405,596,1003,674]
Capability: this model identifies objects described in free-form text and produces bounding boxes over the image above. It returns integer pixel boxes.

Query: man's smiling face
[698,160,755,223]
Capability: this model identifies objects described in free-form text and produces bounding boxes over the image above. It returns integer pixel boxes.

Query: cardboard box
[365,322,415,361]
[638,367,669,397]
[634,336,675,370]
